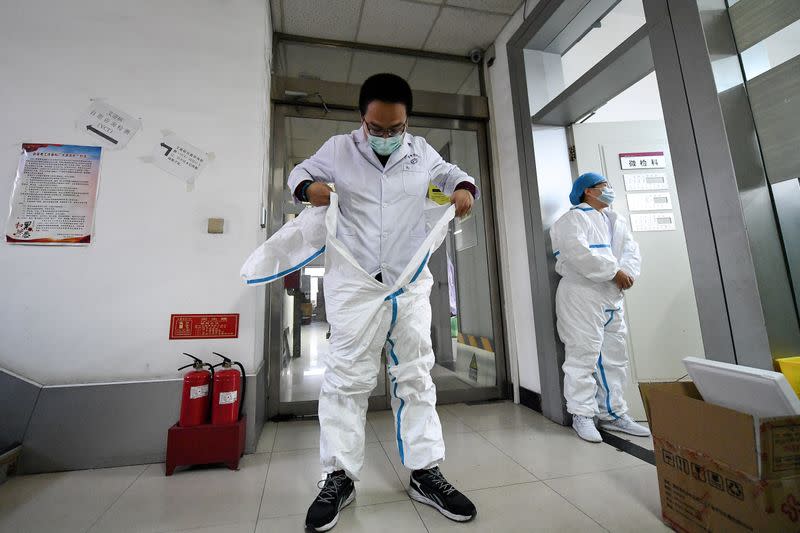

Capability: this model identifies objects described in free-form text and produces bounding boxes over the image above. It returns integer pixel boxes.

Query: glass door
[266,105,506,417]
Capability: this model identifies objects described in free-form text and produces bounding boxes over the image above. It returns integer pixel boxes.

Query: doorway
[265,102,507,417]
[506,0,741,424]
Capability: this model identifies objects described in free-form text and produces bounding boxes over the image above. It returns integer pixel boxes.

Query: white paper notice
[619,152,666,170]
[630,212,676,232]
[5,144,102,245]
[151,134,209,185]
[624,173,669,191]
[626,192,673,211]
[79,100,141,149]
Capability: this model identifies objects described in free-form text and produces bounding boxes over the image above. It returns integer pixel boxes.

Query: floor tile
[257,501,427,533]
[259,443,407,519]
[414,482,605,532]
[256,422,277,453]
[89,454,269,533]
[442,401,554,432]
[481,425,645,480]
[0,465,146,533]
[384,431,537,491]
[546,464,668,532]
[272,419,377,452]
[162,523,257,533]
[367,408,473,443]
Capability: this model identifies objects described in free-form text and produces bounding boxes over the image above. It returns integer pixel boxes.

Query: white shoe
[599,415,651,437]
[572,415,602,443]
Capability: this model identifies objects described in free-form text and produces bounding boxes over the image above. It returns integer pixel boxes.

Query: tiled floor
[0,402,668,533]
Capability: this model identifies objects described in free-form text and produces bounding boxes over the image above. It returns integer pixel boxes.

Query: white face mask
[597,188,615,205]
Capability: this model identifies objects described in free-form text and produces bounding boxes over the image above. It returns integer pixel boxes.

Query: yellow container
[777,356,800,397]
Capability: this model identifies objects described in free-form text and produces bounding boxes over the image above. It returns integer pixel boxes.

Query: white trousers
[556,280,629,421]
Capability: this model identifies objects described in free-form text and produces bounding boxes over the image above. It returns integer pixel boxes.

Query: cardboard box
[640,382,800,532]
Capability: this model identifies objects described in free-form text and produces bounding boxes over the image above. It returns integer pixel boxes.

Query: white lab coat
[241,195,455,479]
[287,129,477,286]
[550,204,641,420]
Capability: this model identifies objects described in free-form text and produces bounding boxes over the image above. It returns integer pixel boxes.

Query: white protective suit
[550,204,641,421]
[241,194,455,480]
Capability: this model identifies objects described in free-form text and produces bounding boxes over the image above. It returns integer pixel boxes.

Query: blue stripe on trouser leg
[597,309,620,420]
[386,297,405,464]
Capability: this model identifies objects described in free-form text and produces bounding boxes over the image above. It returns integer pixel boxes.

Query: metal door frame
[505,0,774,425]
[266,102,508,418]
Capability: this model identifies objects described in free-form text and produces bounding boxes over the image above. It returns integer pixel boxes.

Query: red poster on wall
[169,314,239,340]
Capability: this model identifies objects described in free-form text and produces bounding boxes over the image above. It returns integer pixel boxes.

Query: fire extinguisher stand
[165,353,247,476]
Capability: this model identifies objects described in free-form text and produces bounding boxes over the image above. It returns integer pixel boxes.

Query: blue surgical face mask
[368,133,404,156]
[597,188,616,205]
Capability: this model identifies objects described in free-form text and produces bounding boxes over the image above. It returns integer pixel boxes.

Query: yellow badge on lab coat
[428,185,451,206]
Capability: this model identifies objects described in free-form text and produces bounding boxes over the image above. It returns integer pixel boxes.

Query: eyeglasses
[364,122,406,138]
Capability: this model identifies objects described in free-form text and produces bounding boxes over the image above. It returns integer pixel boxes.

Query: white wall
[0,0,272,385]
[532,126,573,230]
[485,5,541,394]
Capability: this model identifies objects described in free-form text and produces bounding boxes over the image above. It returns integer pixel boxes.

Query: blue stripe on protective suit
[597,309,620,420]
[382,252,429,465]
[245,246,326,285]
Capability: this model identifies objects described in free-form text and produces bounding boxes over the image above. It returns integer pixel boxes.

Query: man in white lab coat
[550,172,651,443]
[289,73,478,532]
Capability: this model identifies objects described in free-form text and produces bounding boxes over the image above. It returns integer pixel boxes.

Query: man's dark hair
[359,73,413,116]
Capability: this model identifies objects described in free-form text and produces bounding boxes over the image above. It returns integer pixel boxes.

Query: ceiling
[276,40,482,94]
[270,0,524,56]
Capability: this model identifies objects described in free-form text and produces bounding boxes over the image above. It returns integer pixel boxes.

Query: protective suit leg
[318,294,391,481]
[385,269,445,471]
[556,282,606,418]
[594,306,629,421]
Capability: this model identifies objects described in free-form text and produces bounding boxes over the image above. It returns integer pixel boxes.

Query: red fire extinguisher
[178,353,214,427]
[211,352,246,425]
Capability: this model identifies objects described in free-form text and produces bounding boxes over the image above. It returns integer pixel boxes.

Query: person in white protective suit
[550,172,651,443]
[242,74,478,532]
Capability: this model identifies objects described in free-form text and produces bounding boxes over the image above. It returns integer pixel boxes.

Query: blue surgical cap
[569,172,607,205]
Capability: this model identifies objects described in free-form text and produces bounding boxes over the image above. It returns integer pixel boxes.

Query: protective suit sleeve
[287,136,336,200]
[424,140,480,199]
[556,212,619,282]
[618,217,642,279]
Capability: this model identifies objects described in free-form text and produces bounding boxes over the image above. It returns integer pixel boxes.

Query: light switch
[207,218,224,234]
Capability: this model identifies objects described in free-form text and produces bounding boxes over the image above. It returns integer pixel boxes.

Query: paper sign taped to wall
[5,144,102,245]
[78,100,141,149]
[150,133,210,185]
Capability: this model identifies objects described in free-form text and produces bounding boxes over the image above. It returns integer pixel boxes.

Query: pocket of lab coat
[402,170,427,197]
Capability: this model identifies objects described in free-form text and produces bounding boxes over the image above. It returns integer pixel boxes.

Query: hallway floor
[0,402,668,533]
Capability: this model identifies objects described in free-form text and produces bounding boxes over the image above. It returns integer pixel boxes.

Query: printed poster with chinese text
[5,143,102,245]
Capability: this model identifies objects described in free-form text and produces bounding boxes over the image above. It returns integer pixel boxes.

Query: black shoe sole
[408,486,475,522]
[306,490,355,532]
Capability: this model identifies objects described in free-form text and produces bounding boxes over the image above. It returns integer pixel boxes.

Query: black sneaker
[305,470,355,532]
[409,467,476,522]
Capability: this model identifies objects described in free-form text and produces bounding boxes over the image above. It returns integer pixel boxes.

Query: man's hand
[307,182,331,207]
[613,270,635,290]
[451,189,474,217]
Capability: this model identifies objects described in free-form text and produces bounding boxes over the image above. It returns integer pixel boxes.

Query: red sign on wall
[169,314,239,340]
